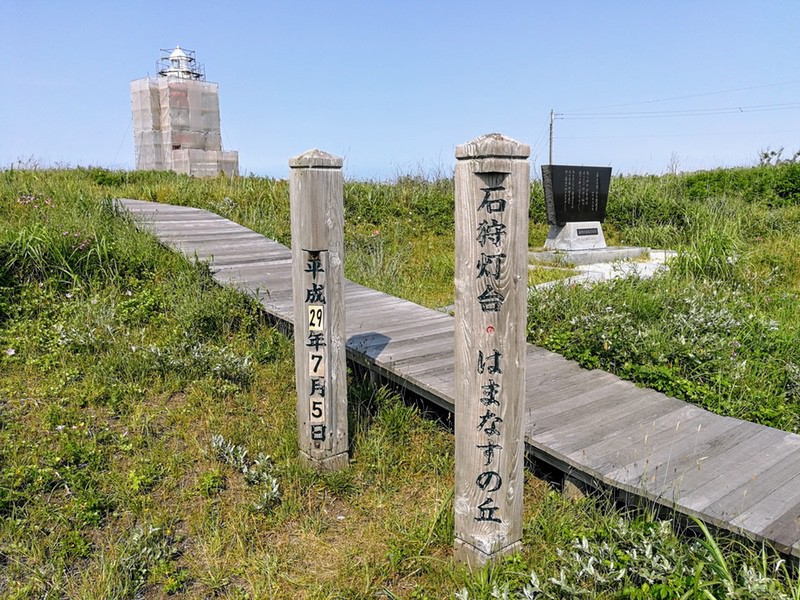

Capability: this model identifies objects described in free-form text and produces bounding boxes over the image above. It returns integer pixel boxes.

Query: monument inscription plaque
[542,165,612,226]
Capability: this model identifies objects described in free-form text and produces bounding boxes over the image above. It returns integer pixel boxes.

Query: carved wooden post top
[289,149,343,169]
[455,134,531,160]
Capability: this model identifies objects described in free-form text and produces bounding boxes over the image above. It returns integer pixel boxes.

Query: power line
[558,128,800,141]
[562,79,800,113]
[529,119,550,161]
[562,101,800,120]
[113,116,133,168]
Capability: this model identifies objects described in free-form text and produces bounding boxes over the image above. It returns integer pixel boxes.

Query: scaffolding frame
[131,47,238,178]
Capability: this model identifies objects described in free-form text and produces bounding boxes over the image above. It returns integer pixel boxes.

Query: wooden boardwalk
[116,198,800,559]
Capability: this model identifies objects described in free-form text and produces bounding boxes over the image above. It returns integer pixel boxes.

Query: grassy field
[1,165,800,598]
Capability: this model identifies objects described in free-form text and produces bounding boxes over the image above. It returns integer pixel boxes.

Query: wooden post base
[300,451,349,472]
[454,538,522,568]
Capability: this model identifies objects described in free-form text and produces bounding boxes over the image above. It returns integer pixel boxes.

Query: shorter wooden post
[453,134,530,566]
[289,149,348,471]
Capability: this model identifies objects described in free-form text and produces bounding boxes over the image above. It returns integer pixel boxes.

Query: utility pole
[549,109,554,165]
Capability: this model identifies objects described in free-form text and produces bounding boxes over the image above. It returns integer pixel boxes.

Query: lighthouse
[130,46,239,177]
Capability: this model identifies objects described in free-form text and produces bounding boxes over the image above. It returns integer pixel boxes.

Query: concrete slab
[530,250,677,290]
[530,246,651,266]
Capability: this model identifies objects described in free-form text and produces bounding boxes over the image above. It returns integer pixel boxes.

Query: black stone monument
[541,165,612,227]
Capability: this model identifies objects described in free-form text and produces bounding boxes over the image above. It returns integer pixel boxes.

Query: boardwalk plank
[159,232,266,245]
[531,381,643,436]
[564,390,682,459]
[347,300,441,325]
[584,403,704,474]
[525,374,623,427]
[199,244,292,258]
[370,335,455,364]
[549,394,679,459]
[636,420,757,500]
[677,428,796,511]
[396,353,456,377]
[703,448,800,524]
[652,422,778,491]
[149,222,260,233]
[527,371,617,409]
[734,473,800,536]
[349,320,454,348]
[756,499,800,554]
[603,411,729,485]
[348,314,452,338]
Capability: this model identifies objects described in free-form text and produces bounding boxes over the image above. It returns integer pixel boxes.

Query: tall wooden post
[453,134,530,566]
[289,149,348,471]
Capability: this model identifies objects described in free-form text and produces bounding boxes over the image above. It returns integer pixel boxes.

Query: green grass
[527,264,579,287]
[2,164,800,597]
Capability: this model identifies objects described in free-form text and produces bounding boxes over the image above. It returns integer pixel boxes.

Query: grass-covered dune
[1,165,799,598]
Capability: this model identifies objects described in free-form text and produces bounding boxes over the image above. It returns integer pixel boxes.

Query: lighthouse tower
[130,46,239,177]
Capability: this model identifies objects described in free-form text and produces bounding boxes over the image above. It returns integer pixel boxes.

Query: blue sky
[1,1,798,180]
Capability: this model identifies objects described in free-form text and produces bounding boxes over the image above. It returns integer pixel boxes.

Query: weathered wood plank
[526,355,582,385]
[346,322,456,355]
[142,218,257,231]
[603,411,724,484]
[756,498,800,554]
[395,352,456,377]
[734,473,800,535]
[531,380,642,431]
[194,252,290,267]
[146,211,229,220]
[634,419,756,500]
[677,428,796,511]
[347,300,442,326]
[582,403,703,476]
[647,421,773,491]
[211,263,293,279]
[348,314,452,341]
[198,244,292,259]
[160,232,266,245]
[547,394,680,459]
[703,447,800,523]
[368,335,456,364]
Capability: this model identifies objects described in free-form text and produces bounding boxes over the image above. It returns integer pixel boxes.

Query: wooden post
[289,149,348,471]
[453,134,530,566]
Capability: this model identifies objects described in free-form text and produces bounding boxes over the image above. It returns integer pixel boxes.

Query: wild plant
[459,516,799,599]
[210,434,281,512]
[527,272,800,431]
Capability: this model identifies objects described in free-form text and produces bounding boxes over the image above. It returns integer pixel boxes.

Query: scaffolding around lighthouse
[131,46,239,178]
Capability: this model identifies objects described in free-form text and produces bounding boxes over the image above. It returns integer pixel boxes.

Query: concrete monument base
[544,221,606,250]
[530,246,650,266]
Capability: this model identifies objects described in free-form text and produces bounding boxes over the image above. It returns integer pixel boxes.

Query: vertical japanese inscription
[304,251,327,442]
[454,134,529,566]
[476,180,508,314]
[474,177,508,525]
